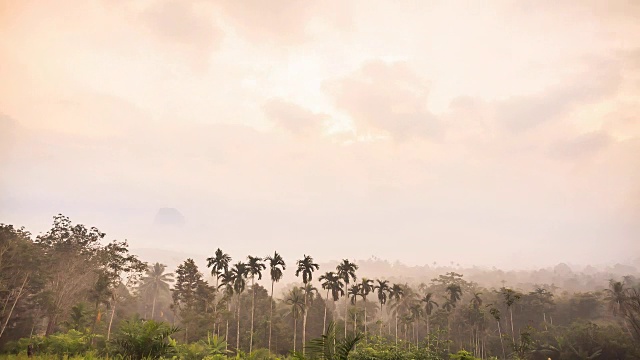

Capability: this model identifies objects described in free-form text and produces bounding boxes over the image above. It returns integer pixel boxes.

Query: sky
[1,0,639,269]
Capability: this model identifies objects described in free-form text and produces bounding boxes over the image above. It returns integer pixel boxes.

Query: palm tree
[530,287,553,330]
[231,262,249,353]
[218,270,235,352]
[246,256,265,354]
[470,292,482,310]
[420,292,438,346]
[374,280,390,337]
[392,285,418,345]
[348,284,362,332]
[446,284,462,305]
[320,271,344,334]
[490,307,507,360]
[604,279,628,317]
[499,287,520,344]
[295,254,319,355]
[206,249,232,289]
[265,251,286,353]
[139,263,174,320]
[604,279,635,338]
[445,283,462,347]
[336,259,358,337]
[296,255,320,284]
[302,282,319,339]
[388,283,404,345]
[359,278,374,338]
[285,286,306,353]
[469,292,483,356]
[206,249,231,336]
[305,321,362,360]
[409,303,423,348]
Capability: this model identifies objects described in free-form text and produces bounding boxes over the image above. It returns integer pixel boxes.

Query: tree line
[1,215,639,359]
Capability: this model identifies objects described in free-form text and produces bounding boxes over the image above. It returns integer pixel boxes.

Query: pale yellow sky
[1,0,639,267]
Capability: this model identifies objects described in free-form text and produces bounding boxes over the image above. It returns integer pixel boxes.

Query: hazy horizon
[1,1,639,269]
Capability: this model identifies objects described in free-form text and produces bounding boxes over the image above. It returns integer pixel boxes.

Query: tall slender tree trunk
[0,275,28,339]
[250,278,255,354]
[151,292,157,320]
[302,291,308,356]
[509,307,515,344]
[332,300,337,353]
[395,313,398,346]
[107,302,117,340]
[344,283,349,338]
[269,281,275,353]
[214,278,219,337]
[225,301,230,352]
[236,294,241,353]
[1,296,11,323]
[447,315,451,353]
[323,290,329,334]
[379,302,383,338]
[363,297,367,338]
[293,319,297,352]
[426,315,430,348]
[353,299,357,332]
[497,320,506,360]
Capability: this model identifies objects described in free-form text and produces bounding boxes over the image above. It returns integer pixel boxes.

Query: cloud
[263,98,328,135]
[140,0,223,70]
[214,0,352,45]
[549,131,612,160]
[495,59,622,133]
[324,60,441,141]
[1,0,640,267]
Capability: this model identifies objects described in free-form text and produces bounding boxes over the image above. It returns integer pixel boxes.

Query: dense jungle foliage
[1,216,639,359]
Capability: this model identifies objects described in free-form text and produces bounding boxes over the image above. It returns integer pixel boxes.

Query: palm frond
[305,321,362,360]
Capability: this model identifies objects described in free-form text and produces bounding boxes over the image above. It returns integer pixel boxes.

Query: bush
[449,350,480,360]
[173,333,229,360]
[3,330,92,357]
[109,319,179,359]
[246,348,279,360]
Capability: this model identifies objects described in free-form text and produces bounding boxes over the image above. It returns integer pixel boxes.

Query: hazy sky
[1,0,639,268]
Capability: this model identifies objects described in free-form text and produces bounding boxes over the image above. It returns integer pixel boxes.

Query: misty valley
[0,215,638,360]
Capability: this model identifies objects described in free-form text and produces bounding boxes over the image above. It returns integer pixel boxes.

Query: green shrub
[449,350,480,360]
[3,330,92,357]
[109,319,179,359]
[247,348,278,360]
[173,333,229,360]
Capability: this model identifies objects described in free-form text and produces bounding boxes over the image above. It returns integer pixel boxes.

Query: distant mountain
[153,208,185,226]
